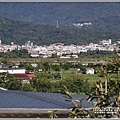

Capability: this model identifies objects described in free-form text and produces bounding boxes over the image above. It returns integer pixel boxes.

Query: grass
[62,68,76,79]
[61,68,118,83]
[82,74,105,83]
[61,68,101,82]
[0,56,112,64]
[62,72,104,83]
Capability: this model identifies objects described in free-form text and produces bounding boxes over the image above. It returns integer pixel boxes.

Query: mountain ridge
[0,2,120,27]
[0,15,120,45]
[0,3,120,45]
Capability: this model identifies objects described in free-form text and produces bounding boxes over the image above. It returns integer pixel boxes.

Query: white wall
[86,69,94,74]
[8,69,26,74]
[0,68,26,74]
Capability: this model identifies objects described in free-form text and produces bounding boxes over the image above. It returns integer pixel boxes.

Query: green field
[61,68,117,83]
[62,70,103,82]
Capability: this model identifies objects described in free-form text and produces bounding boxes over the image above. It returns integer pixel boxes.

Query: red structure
[13,73,35,79]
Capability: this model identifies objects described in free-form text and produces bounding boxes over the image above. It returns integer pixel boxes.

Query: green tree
[7,79,21,90]
[20,84,36,91]
[30,77,51,92]
[51,64,60,72]
[62,62,72,71]
[42,62,50,71]
[64,75,85,94]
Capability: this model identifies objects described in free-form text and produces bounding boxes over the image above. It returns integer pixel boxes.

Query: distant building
[60,55,71,59]
[72,55,78,58]
[0,40,1,47]
[13,73,35,80]
[30,52,39,57]
[86,68,94,74]
[109,39,112,45]
[0,67,26,74]
[0,67,36,82]
[76,69,83,74]
[99,39,112,45]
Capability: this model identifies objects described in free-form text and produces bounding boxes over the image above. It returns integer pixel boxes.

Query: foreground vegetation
[57,47,120,118]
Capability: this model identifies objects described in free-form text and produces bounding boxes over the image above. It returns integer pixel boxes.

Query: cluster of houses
[0,62,95,84]
[0,64,35,84]
[73,22,92,28]
[0,39,119,58]
[28,39,115,58]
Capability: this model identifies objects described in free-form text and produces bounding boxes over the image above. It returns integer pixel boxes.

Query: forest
[0,3,120,46]
[0,16,120,46]
[0,2,120,27]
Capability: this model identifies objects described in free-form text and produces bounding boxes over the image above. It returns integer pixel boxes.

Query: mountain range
[0,2,120,27]
[0,2,120,45]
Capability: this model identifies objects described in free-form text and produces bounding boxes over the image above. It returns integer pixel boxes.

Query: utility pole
[61,68,62,80]
[56,20,59,28]
[105,78,107,94]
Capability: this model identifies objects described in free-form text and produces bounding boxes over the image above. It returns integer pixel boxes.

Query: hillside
[1,2,120,45]
[0,2,120,31]
[0,16,120,45]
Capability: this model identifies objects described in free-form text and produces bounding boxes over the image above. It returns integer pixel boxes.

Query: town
[0,38,119,58]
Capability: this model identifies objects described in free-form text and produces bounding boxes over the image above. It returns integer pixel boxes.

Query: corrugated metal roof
[0,89,91,109]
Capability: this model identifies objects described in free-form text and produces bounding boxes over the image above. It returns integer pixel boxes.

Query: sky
[0,0,120,2]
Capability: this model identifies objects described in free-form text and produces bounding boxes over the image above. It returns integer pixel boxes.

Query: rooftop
[13,73,35,79]
[0,89,91,118]
[0,67,25,70]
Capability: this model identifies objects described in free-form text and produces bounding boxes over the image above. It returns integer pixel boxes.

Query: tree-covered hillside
[0,2,120,30]
[0,2,120,45]
[0,16,120,45]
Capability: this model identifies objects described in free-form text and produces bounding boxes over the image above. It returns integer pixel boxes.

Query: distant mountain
[0,16,120,46]
[0,2,120,30]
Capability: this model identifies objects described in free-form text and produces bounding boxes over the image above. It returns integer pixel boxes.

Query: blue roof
[0,89,91,109]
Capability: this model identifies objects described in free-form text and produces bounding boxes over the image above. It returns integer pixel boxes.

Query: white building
[99,39,112,46]
[0,68,26,74]
[86,68,94,74]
